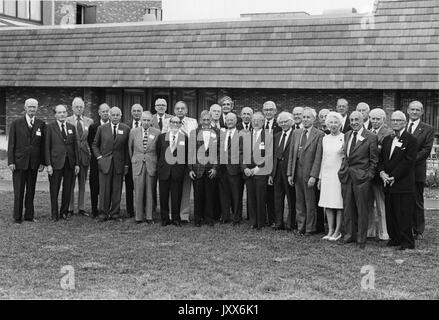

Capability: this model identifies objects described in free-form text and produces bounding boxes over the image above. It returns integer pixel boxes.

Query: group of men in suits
[7,96,434,251]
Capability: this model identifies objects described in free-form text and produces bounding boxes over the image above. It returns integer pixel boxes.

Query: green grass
[0,190,438,299]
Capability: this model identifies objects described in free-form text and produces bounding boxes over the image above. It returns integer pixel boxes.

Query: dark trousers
[89,159,99,216]
[341,179,370,244]
[314,188,325,233]
[266,184,275,225]
[246,176,267,228]
[385,192,415,249]
[193,174,216,224]
[124,164,134,216]
[295,164,317,233]
[273,162,296,229]
[12,168,38,221]
[98,161,123,217]
[159,178,183,223]
[413,182,425,235]
[49,158,74,220]
[218,172,243,223]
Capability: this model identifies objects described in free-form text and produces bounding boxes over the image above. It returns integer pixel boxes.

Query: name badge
[179,141,185,146]
[395,142,403,148]
[211,133,217,139]
[118,130,124,134]
[149,135,155,140]
[358,135,365,142]
[68,129,73,134]
[36,129,41,136]
[259,143,265,150]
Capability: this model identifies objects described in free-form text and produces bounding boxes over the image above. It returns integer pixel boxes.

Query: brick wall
[54,1,162,25]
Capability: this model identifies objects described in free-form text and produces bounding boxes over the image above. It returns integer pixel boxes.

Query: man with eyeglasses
[152,98,171,133]
[218,96,242,129]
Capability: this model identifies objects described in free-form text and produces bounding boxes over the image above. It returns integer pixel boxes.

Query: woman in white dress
[318,112,344,241]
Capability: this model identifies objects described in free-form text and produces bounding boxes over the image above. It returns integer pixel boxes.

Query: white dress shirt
[407,119,420,134]
[202,130,211,149]
[390,128,405,158]
[25,114,35,127]
[225,128,236,151]
[280,128,292,150]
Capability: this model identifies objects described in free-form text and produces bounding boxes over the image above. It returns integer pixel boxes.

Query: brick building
[0,0,438,136]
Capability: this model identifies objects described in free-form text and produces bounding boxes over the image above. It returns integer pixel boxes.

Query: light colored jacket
[128,126,161,176]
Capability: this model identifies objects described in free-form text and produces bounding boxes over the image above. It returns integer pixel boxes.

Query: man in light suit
[356,102,372,130]
[269,111,295,231]
[45,105,80,221]
[189,111,220,227]
[66,97,94,217]
[368,108,392,240]
[406,100,435,240]
[92,107,130,221]
[156,116,188,227]
[242,112,273,230]
[379,111,418,250]
[338,111,379,249]
[8,98,45,223]
[151,98,171,133]
[287,108,324,235]
[337,98,352,134]
[164,101,198,222]
[128,111,161,224]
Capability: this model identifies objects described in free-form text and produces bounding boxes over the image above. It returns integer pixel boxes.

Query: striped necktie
[143,128,149,152]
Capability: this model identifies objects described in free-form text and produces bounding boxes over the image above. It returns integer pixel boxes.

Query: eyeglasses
[222,103,231,106]
[156,104,167,107]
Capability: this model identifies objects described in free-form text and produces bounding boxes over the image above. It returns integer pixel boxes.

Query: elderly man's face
[407,103,423,121]
[278,117,293,131]
[72,102,84,116]
[336,101,348,116]
[99,105,110,122]
[169,117,182,131]
[174,103,187,118]
[55,106,68,122]
[131,106,143,120]
[262,104,276,120]
[293,108,303,124]
[370,114,384,130]
[391,114,406,132]
[241,109,253,124]
[319,111,329,125]
[155,100,167,115]
[252,115,265,130]
[201,114,211,128]
[141,114,152,129]
[302,111,315,129]
[349,113,363,131]
[110,110,121,124]
[24,102,38,117]
[221,100,233,114]
[210,106,221,121]
[225,115,237,129]
[357,105,369,120]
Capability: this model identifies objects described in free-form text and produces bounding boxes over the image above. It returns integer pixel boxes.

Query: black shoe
[232,221,240,226]
[98,214,108,222]
[171,220,181,227]
[14,219,22,224]
[61,213,69,220]
[111,213,121,220]
[51,217,59,222]
[414,234,423,240]
[195,222,201,227]
[208,222,214,227]
[146,220,155,225]
[273,226,284,231]
[24,218,38,222]
[67,210,73,217]
[161,220,170,227]
[304,232,313,236]
[386,241,400,247]
[220,219,230,224]
[342,237,355,244]
[79,210,90,217]
[357,243,366,249]
[135,220,143,224]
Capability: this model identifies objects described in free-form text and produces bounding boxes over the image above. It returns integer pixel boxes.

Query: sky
[162,0,377,21]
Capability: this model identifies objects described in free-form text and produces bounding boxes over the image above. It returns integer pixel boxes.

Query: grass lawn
[0,189,438,300]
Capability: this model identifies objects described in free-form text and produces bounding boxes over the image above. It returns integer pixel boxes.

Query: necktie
[395,130,401,139]
[408,122,414,134]
[143,129,148,152]
[113,125,117,139]
[135,120,139,128]
[296,124,300,129]
[29,118,34,128]
[265,121,270,130]
[227,132,232,164]
[76,115,83,137]
[279,131,287,150]
[300,129,308,148]
[170,134,176,152]
[349,131,358,156]
[61,123,67,140]
[159,117,163,131]
[245,124,248,131]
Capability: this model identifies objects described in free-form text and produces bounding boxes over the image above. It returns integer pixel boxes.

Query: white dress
[318,133,344,209]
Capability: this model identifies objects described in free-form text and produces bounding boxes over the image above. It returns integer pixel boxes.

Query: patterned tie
[408,122,414,134]
[143,128,149,152]
[280,131,287,150]
[349,131,358,156]
[29,118,34,129]
[61,123,67,140]
[135,120,139,128]
[170,134,176,152]
[76,115,83,137]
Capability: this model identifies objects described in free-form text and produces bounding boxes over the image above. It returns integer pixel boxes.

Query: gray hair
[337,98,349,106]
[392,110,407,121]
[109,107,122,115]
[408,100,423,111]
[369,108,386,120]
[131,104,143,112]
[155,98,167,105]
[263,101,277,110]
[199,110,212,121]
[241,107,254,116]
[141,111,152,118]
[277,111,293,122]
[24,98,38,107]
[303,107,317,119]
[209,104,222,112]
[72,97,84,107]
[325,111,343,128]
[318,108,330,117]
[98,103,110,111]
[292,106,304,114]
[356,102,370,112]
[350,110,364,121]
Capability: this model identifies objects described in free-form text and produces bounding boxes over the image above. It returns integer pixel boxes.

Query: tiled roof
[0,0,438,89]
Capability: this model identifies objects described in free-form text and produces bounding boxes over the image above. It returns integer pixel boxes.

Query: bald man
[92,107,130,221]
[8,98,46,223]
[66,97,94,217]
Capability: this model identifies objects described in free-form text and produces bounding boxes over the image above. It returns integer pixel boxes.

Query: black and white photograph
[0,0,438,304]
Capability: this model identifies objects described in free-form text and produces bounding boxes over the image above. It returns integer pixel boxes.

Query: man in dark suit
[210,104,222,130]
[156,116,188,227]
[189,111,219,227]
[237,107,253,132]
[242,112,273,230]
[337,98,352,134]
[262,101,281,227]
[292,107,304,130]
[379,111,418,250]
[218,96,242,128]
[338,111,378,249]
[8,98,45,223]
[45,105,80,221]
[356,102,373,130]
[218,112,244,224]
[287,108,324,235]
[87,103,110,218]
[406,100,435,240]
[92,107,130,221]
[151,98,172,133]
[269,111,295,231]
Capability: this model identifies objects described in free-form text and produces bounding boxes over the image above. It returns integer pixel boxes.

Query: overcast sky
[162,0,376,21]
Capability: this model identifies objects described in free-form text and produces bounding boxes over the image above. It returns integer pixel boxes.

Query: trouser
[367,183,389,239]
[89,159,99,216]
[69,163,88,212]
[413,182,425,235]
[98,161,123,217]
[266,184,275,225]
[179,170,191,221]
[12,168,38,221]
[159,178,183,223]
[124,164,134,216]
[133,163,156,222]
[273,162,296,229]
[218,172,244,223]
[192,173,217,224]
[295,164,317,233]
[385,192,415,249]
[246,175,267,228]
[49,159,74,220]
[314,187,325,232]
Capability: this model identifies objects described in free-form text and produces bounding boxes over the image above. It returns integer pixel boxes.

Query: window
[0,0,42,22]
[76,4,96,24]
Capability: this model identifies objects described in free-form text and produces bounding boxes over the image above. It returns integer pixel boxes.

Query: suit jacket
[372,125,393,184]
[156,131,188,180]
[264,119,282,135]
[241,129,273,178]
[219,128,243,176]
[341,116,352,134]
[378,131,418,193]
[188,127,220,178]
[338,129,379,185]
[151,113,172,133]
[44,121,79,170]
[410,121,435,182]
[8,116,45,170]
[236,121,253,132]
[92,122,130,175]
[66,115,93,167]
[128,126,161,177]
[287,127,324,181]
[271,130,293,179]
